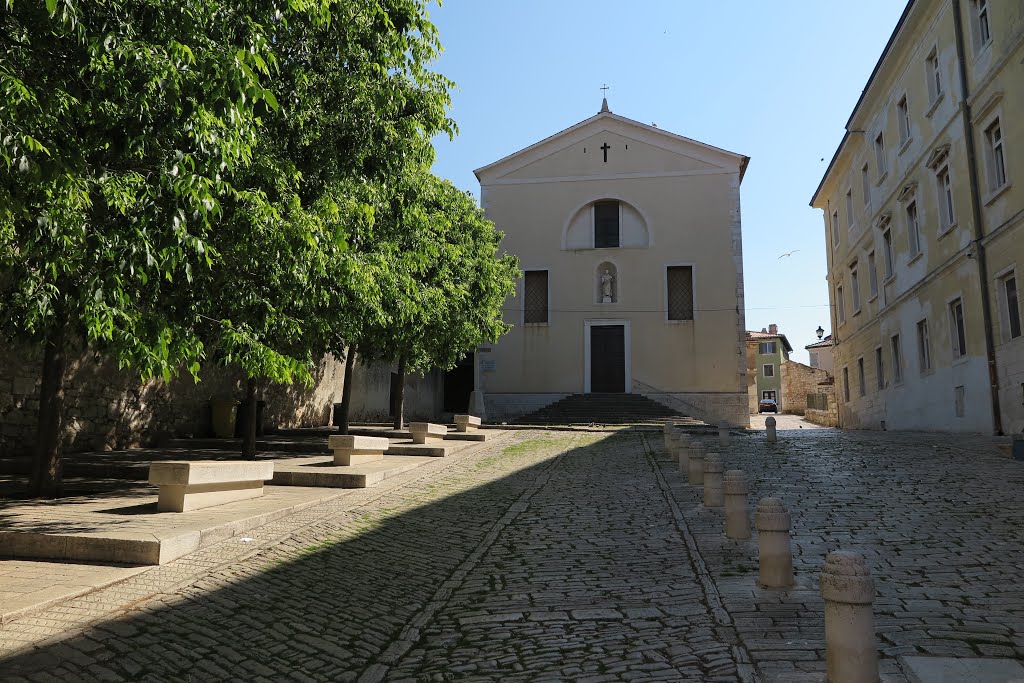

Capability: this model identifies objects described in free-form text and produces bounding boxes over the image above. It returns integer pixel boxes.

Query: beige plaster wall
[811,0,1023,434]
[477,113,748,425]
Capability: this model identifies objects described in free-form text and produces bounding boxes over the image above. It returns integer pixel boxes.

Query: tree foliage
[0,0,454,493]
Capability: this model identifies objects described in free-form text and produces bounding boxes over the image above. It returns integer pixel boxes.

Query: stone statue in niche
[600,266,616,303]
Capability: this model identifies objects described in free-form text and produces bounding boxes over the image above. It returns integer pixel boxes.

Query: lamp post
[816,325,825,340]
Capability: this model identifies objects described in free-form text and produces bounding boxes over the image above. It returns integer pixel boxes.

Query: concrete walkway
[1,427,1021,682]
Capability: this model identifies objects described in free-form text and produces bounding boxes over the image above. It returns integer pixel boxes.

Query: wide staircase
[513,393,705,426]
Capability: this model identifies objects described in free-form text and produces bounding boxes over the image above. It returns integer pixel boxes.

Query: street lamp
[815,325,825,340]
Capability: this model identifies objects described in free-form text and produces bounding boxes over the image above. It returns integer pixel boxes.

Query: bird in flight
[778,249,800,259]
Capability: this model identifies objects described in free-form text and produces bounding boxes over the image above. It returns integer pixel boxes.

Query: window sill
[920,368,935,377]
[853,308,862,317]
[908,251,924,266]
[883,274,896,285]
[983,181,1012,206]
[665,319,694,325]
[875,171,889,187]
[868,293,879,304]
[523,322,549,328]
[898,137,913,156]
[952,355,970,367]
[925,92,945,118]
[937,223,958,240]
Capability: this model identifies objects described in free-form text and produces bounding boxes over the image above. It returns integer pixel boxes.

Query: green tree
[330,169,519,431]
[0,0,453,492]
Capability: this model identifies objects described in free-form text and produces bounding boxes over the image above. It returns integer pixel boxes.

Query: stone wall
[781,360,832,415]
[0,341,347,459]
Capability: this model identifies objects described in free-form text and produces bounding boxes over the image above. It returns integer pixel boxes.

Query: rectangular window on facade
[868,251,879,299]
[594,201,620,248]
[858,357,866,397]
[897,96,911,145]
[523,270,549,324]
[955,385,966,417]
[937,166,954,230]
[917,319,932,372]
[906,201,921,256]
[758,341,776,354]
[762,390,777,401]
[666,266,694,321]
[846,190,854,229]
[926,48,942,103]
[875,132,887,176]
[949,298,967,358]
[985,119,1007,191]
[875,346,885,389]
[1000,273,1021,340]
[809,351,819,368]
[861,164,871,206]
[972,0,991,48]
[842,367,850,402]
[883,229,894,278]
[837,284,846,323]
[891,334,904,384]
[831,211,840,248]
[851,264,861,312]
[763,364,775,378]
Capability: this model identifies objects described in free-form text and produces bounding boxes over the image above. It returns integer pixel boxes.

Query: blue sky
[427,1,908,363]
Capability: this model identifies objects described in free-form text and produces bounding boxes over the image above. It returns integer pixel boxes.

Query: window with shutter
[523,270,548,324]
[594,201,620,248]
[667,266,694,320]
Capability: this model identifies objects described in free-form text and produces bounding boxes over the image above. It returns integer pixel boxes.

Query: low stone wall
[805,406,839,428]
[0,341,345,459]
[781,360,831,415]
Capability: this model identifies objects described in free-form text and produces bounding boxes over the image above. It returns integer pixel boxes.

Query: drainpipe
[952,0,1003,435]
[825,199,843,429]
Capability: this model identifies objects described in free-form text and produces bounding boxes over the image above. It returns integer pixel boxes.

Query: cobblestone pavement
[1,427,1022,682]
[745,414,824,430]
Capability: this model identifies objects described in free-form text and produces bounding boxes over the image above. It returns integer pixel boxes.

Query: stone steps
[514,393,701,426]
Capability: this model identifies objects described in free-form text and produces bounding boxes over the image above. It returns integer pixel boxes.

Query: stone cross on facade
[601,142,611,162]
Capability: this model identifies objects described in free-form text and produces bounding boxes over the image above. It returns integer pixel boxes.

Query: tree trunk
[392,353,407,431]
[241,376,257,460]
[338,346,357,434]
[30,322,68,498]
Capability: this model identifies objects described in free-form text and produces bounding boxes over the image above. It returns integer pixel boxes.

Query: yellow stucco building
[811,0,1023,434]
[474,100,750,426]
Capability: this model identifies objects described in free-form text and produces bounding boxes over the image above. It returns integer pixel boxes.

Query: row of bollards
[664,422,878,683]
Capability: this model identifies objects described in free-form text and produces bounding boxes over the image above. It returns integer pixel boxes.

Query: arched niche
[596,261,618,304]
[563,197,651,250]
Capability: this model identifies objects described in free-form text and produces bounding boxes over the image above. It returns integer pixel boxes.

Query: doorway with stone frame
[584,320,630,393]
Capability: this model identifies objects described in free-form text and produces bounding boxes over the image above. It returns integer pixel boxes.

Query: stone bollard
[703,454,724,507]
[821,551,878,683]
[723,470,751,539]
[755,497,794,588]
[718,425,730,447]
[677,441,690,475]
[687,444,705,486]
[663,424,675,450]
[766,416,777,444]
[674,434,691,467]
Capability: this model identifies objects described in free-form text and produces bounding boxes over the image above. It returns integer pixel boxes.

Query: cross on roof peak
[600,84,610,113]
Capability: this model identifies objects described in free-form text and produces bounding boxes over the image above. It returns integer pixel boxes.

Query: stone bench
[454,414,482,432]
[328,435,390,466]
[409,422,447,444]
[149,461,274,513]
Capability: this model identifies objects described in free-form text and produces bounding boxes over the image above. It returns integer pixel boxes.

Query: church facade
[473,101,750,426]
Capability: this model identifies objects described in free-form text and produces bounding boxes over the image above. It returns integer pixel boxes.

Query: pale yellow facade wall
[812,0,1024,434]
[477,114,748,425]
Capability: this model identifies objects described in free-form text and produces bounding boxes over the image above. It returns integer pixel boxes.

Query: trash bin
[235,400,266,438]
[210,398,240,439]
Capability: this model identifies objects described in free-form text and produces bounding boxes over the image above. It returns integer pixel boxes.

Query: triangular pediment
[475,111,749,185]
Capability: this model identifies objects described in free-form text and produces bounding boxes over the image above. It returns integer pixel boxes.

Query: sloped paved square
[1,427,1020,682]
